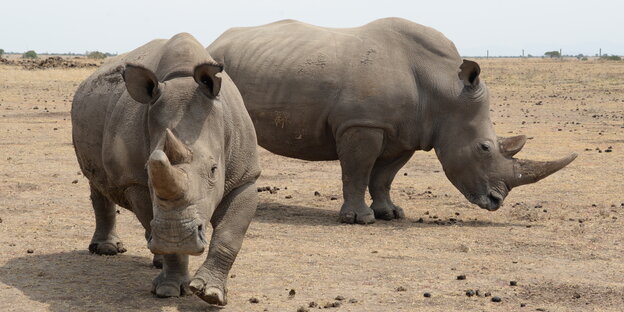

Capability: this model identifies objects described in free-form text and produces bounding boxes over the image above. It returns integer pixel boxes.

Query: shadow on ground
[0,251,221,312]
[254,202,529,228]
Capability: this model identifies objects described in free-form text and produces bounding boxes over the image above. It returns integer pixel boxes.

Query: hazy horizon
[1,0,622,57]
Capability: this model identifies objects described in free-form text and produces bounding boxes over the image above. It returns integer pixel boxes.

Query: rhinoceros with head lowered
[72,33,260,305]
[207,18,577,224]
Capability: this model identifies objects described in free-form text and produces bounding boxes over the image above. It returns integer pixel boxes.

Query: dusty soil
[0,58,622,312]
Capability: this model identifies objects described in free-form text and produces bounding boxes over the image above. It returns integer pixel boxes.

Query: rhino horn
[498,135,527,158]
[148,149,188,200]
[164,128,192,165]
[510,153,577,187]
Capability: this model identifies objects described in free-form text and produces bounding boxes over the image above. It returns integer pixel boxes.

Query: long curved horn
[509,153,577,187]
[164,128,192,165]
[148,149,188,200]
[498,135,527,158]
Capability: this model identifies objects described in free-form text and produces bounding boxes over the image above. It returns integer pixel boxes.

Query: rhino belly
[249,107,338,161]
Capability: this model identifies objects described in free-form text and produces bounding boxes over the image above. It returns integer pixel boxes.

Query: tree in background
[0,49,4,57]
[22,50,38,59]
[544,51,561,58]
[87,51,107,59]
[600,54,622,61]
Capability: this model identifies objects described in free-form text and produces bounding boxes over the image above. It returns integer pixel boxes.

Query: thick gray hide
[72,33,260,305]
[208,18,576,224]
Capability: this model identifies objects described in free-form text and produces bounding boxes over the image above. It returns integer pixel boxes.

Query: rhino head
[435,60,577,211]
[123,62,225,255]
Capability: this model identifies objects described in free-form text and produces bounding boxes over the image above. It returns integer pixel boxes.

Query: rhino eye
[210,165,217,175]
[479,142,491,152]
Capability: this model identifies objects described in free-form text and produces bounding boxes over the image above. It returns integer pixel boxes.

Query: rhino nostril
[488,192,502,207]
[197,224,207,243]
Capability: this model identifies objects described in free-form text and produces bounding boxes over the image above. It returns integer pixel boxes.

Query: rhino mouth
[467,191,503,211]
[148,218,207,255]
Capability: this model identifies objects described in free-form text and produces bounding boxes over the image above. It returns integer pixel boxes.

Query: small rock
[323,301,341,308]
[314,191,321,196]
[249,297,259,303]
[72,179,78,184]
[330,196,338,200]
[456,274,466,280]
[335,295,345,301]
[348,298,358,303]
[510,281,517,286]
[230,274,236,278]
[371,250,378,254]
[288,289,296,297]
[403,172,408,176]
[285,195,292,199]
[296,306,309,312]
[459,244,471,252]
[491,296,502,302]
[484,292,491,297]
[308,301,318,308]
[423,292,431,298]
[27,249,34,254]
[465,289,475,297]
[573,293,581,299]
[396,286,407,292]
[520,303,526,307]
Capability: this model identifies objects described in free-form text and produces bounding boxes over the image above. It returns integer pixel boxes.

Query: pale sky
[1,0,622,57]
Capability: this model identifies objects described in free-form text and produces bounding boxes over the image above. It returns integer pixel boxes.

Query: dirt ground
[0,57,622,312]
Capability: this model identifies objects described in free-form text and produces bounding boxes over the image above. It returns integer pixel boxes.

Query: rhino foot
[339,204,375,224]
[189,278,227,306]
[151,270,191,298]
[371,202,405,220]
[88,240,126,255]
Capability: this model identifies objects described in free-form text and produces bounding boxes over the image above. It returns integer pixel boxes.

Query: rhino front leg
[152,254,191,297]
[369,151,414,220]
[124,185,163,268]
[336,127,384,224]
[190,182,257,306]
[88,183,126,255]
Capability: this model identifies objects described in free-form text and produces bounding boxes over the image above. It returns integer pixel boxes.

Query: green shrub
[544,51,561,58]
[581,57,588,61]
[22,50,38,59]
[87,51,107,59]
[600,54,621,61]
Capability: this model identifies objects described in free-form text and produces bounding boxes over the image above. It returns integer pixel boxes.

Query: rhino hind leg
[369,151,415,220]
[336,127,384,224]
[151,254,191,297]
[88,183,126,255]
[190,183,257,306]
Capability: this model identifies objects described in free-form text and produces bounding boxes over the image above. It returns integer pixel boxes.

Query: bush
[600,54,621,61]
[581,57,588,61]
[0,49,4,57]
[544,51,561,58]
[22,50,38,59]
[87,51,107,59]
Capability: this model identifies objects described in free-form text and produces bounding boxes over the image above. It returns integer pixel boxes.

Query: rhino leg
[336,127,383,224]
[151,254,191,297]
[88,183,126,255]
[369,151,414,220]
[190,182,257,306]
[124,186,163,268]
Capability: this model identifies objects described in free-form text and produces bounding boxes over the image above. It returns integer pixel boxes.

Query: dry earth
[0,58,622,312]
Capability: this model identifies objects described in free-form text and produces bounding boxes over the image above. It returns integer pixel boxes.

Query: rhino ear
[123,64,161,104]
[194,62,224,97]
[458,59,481,87]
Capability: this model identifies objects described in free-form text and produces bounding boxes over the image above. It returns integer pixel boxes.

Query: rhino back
[208,18,464,160]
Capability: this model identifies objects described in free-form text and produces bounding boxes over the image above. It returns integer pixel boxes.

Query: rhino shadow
[253,202,528,228]
[0,251,221,312]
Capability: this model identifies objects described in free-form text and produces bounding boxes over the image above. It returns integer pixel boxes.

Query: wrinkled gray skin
[208,18,576,224]
[72,33,260,305]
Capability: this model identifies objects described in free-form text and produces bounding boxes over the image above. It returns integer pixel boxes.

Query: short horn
[164,128,192,165]
[510,153,578,187]
[148,149,188,200]
[498,135,527,158]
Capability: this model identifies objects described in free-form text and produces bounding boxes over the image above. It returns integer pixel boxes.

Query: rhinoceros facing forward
[208,18,577,224]
[72,33,260,305]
